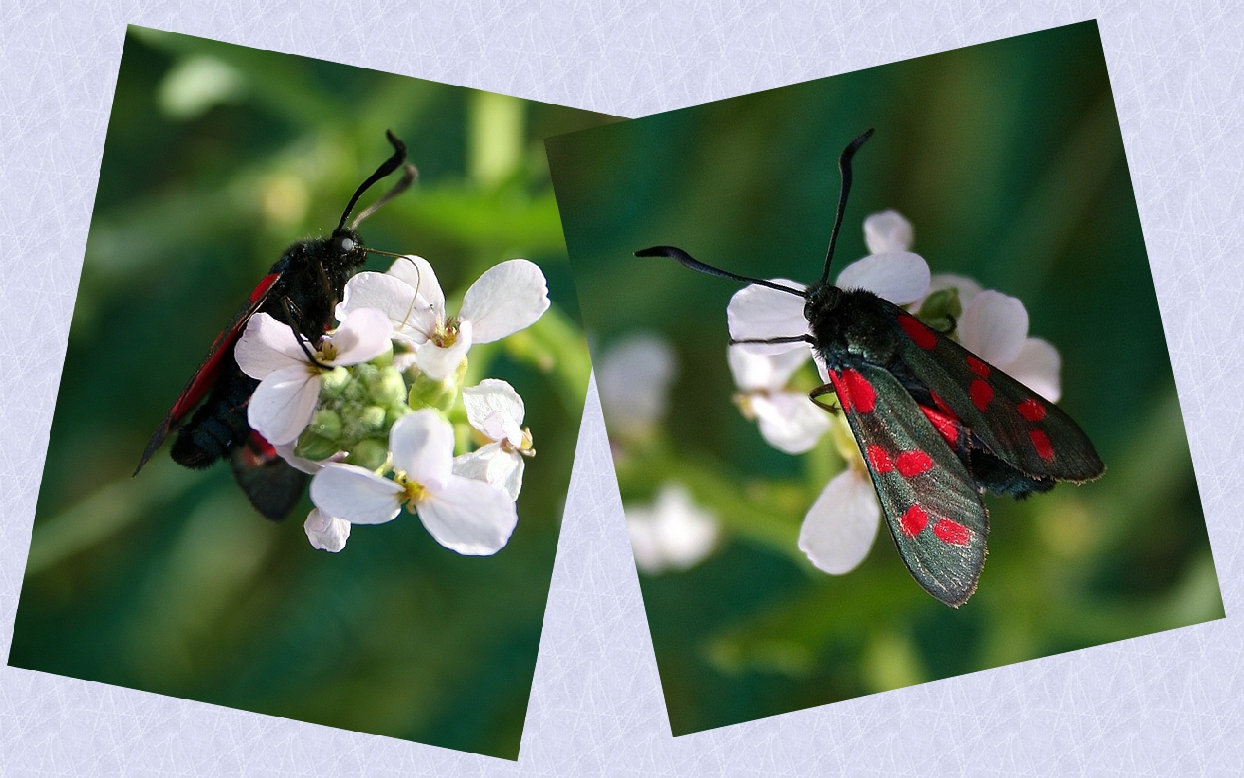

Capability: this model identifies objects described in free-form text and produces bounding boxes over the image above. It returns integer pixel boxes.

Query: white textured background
[1,2,1240,775]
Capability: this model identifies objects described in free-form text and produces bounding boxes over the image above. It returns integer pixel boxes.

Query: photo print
[10,26,614,759]
[545,21,1223,735]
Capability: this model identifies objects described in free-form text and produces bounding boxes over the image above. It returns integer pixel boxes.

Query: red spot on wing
[932,519,971,546]
[898,314,937,350]
[827,370,850,412]
[967,356,990,377]
[921,406,961,445]
[842,370,876,413]
[969,379,994,411]
[867,445,893,473]
[1030,429,1055,461]
[896,450,933,477]
[1018,398,1047,421]
[901,505,929,537]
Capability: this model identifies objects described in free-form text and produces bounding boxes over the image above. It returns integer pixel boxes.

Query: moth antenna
[337,130,409,231]
[635,246,806,297]
[351,162,418,229]
[819,128,874,286]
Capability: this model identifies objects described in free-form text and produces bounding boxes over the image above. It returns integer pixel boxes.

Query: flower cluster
[726,209,1064,577]
[235,255,549,554]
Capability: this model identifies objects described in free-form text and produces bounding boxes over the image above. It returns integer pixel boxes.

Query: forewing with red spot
[828,363,988,607]
[891,310,1103,483]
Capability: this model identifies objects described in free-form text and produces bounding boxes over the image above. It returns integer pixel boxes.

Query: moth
[637,129,1104,606]
[135,131,417,521]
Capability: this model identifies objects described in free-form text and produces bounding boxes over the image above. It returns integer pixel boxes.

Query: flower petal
[326,308,393,366]
[463,378,525,444]
[234,313,309,379]
[415,319,473,381]
[274,441,346,474]
[247,365,321,446]
[751,392,832,454]
[1005,337,1062,402]
[727,345,810,392]
[959,289,1029,366]
[798,468,881,574]
[625,510,664,575]
[416,475,519,555]
[926,273,983,307]
[309,463,403,525]
[726,280,809,355]
[863,209,913,254]
[304,508,351,552]
[387,255,445,313]
[337,271,437,344]
[453,443,525,501]
[459,259,550,343]
[389,409,455,489]
[597,333,678,439]
[835,251,930,304]
[648,485,719,571]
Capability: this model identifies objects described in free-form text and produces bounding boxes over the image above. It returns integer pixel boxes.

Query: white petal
[234,313,309,379]
[417,475,519,555]
[596,333,678,438]
[727,345,810,392]
[326,308,393,366]
[798,468,881,574]
[459,259,550,343]
[752,392,832,454]
[863,209,913,254]
[926,273,983,307]
[389,410,454,490]
[726,280,809,355]
[959,289,1029,366]
[387,255,445,313]
[647,485,719,571]
[463,378,525,444]
[309,463,403,525]
[304,509,351,552]
[247,365,321,446]
[625,511,664,575]
[1005,337,1062,402]
[453,443,525,501]
[336,272,437,344]
[274,441,346,474]
[835,251,930,304]
[415,319,473,381]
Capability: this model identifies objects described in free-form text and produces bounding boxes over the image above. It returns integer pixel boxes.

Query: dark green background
[10,27,613,759]
[546,21,1222,735]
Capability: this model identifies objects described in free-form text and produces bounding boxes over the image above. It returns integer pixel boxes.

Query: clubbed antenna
[337,130,409,231]
[819,129,875,286]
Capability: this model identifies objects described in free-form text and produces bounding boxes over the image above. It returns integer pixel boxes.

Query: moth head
[804,282,843,323]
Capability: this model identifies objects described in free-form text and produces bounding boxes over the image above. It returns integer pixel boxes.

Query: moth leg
[280,297,333,369]
[315,256,338,310]
[809,383,840,415]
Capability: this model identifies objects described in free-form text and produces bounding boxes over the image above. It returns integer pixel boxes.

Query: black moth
[135,131,417,521]
[636,129,1104,606]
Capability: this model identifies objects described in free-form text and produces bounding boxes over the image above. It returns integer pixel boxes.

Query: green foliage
[547,22,1222,735]
[11,27,613,759]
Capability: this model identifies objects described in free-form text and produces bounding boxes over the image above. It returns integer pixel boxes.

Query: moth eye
[339,237,356,253]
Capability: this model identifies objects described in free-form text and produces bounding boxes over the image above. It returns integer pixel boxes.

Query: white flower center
[431,317,461,348]
[392,469,429,508]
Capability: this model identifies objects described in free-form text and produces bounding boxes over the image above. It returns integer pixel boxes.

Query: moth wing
[891,310,1104,483]
[828,364,988,607]
[230,431,309,521]
[135,272,283,474]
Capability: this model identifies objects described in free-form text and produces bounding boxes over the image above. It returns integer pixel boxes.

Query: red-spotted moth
[636,130,1104,606]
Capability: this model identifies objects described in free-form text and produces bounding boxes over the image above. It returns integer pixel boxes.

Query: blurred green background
[546,21,1223,736]
[10,27,614,759]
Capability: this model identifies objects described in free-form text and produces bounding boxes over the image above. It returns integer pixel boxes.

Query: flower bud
[408,357,468,412]
[347,437,389,471]
[369,367,407,407]
[320,366,351,398]
[915,287,963,334]
[296,432,340,463]
[359,405,387,431]
[368,343,394,369]
[308,409,342,441]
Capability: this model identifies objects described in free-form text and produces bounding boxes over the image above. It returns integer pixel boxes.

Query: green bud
[359,405,387,431]
[386,403,412,427]
[408,357,468,412]
[347,438,389,471]
[916,287,962,327]
[369,367,408,407]
[308,409,342,441]
[296,433,340,463]
[320,366,351,398]
[369,343,394,369]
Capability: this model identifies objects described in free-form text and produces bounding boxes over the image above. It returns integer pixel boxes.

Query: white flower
[728,346,830,454]
[798,467,881,574]
[304,508,350,552]
[452,378,533,501]
[595,333,678,441]
[234,309,393,445]
[337,256,550,381]
[309,410,518,555]
[625,484,720,575]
